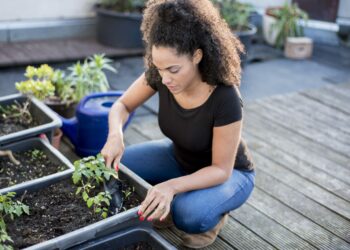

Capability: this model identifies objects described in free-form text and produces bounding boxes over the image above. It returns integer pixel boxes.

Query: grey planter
[235,23,258,66]
[0,137,74,195]
[0,94,62,146]
[96,7,143,49]
[17,164,153,250]
[73,226,176,250]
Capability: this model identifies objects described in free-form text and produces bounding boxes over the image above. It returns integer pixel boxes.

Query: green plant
[0,100,33,125]
[0,192,29,250]
[72,154,119,218]
[99,0,145,12]
[68,54,116,102]
[269,2,308,48]
[15,64,55,101]
[212,0,255,31]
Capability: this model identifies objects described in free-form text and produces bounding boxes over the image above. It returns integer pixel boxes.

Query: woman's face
[151,45,202,95]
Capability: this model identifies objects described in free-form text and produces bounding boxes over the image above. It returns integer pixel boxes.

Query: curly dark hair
[141,0,244,88]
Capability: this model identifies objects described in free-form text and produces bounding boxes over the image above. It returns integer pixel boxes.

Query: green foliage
[15,64,56,101]
[0,100,33,125]
[0,192,29,249]
[29,149,45,161]
[212,0,255,31]
[269,3,308,48]
[72,154,119,218]
[99,0,145,12]
[68,54,116,102]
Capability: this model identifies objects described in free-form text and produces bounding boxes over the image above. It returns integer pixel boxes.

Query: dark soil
[0,103,39,136]
[6,177,142,249]
[0,149,67,189]
[119,241,153,250]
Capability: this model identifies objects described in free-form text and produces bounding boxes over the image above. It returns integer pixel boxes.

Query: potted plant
[0,94,62,146]
[95,0,146,49]
[2,155,155,249]
[263,2,309,48]
[212,0,257,66]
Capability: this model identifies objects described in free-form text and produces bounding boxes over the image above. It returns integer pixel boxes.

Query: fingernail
[137,210,142,216]
[147,217,153,222]
[115,164,119,171]
[140,216,144,221]
[160,217,163,221]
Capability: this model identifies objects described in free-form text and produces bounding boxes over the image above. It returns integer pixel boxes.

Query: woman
[101,0,255,248]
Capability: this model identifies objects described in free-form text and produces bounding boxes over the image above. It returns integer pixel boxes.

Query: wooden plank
[0,43,32,64]
[323,84,350,101]
[243,132,350,202]
[231,204,316,249]
[124,126,149,146]
[249,188,350,249]
[301,90,350,116]
[247,100,350,156]
[251,152,350,220]
[251,160,350,243]
[243,112,350,183]
[273,93,350,134]
[129,115,165,141]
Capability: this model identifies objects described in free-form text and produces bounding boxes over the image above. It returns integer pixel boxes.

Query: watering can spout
[59,115,78,147]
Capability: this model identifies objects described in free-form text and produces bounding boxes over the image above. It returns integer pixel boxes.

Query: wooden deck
[122,82,350,249]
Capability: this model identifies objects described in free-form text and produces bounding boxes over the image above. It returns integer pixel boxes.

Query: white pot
[263,14,278,46]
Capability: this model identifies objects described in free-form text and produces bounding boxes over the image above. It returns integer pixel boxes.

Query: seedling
[0,192,29,250]
[72,154,119,218]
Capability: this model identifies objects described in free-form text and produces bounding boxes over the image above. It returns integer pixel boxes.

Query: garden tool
[104,176,124,214]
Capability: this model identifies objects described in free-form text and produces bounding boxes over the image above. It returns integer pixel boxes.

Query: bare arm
[101,73,156,168]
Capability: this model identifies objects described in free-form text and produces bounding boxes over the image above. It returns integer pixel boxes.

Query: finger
[159,205,171,221]
[113,155,122,171]
[148,203,168,221]
[105,156,113,169]
[142,198,160,219]
[138,191,156,216]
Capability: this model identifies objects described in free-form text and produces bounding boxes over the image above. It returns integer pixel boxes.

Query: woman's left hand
[138,181,175,222]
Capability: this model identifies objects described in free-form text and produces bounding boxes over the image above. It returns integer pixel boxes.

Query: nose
[161,72,172,85]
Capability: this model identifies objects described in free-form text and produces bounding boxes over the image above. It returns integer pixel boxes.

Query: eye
[169,67,180,74]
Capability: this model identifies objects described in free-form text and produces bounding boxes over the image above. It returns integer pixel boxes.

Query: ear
[192,49,203,65]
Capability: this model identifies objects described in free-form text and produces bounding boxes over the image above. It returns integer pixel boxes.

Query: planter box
[0,94,62,146]
[74,226,176,250]
[0,137,74,194]
[9,164,153,250]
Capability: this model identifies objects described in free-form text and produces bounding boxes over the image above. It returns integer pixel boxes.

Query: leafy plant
[269,2,308,48]
[72,154,119,218]
[0,100,33,125]
[68,54,116,102]
[99,0,145,12]
[212,0,255,31]
[0,192,29,249]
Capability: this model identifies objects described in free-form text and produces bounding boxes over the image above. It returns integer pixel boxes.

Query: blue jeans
[121,138,255,234]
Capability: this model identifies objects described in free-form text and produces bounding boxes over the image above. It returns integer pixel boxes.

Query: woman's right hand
[101,132,125,170]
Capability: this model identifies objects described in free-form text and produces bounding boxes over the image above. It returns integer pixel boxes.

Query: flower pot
[74,226,176,250]
[0,137,73,195]
[284,37,313,59]
[0,94,62,146]
[235,24,258,66]
[51,128,63,149]
[263,13,278,46]
[44,97,77,119]
[5,164,152,249]
[96,7,143,49]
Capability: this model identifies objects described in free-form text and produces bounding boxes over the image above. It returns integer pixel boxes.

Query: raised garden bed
[0,94,61,146]
[4,164,152,249]
[0,137,73,194]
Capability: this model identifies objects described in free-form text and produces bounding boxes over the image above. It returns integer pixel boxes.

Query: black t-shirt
[151,81,254,174]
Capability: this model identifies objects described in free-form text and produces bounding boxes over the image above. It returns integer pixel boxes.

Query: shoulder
[214,85,242,105]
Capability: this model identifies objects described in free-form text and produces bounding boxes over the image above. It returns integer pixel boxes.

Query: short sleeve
[213,86,242,127]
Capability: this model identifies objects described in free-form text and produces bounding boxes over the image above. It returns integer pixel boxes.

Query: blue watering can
[60,91,134,157]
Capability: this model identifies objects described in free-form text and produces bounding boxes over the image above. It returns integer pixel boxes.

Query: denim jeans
[121,138,255,234]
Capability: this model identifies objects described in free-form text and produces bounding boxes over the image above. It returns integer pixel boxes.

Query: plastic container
[0,137,74,195]
[18,164,153,250]
[0,94,62,146]
[74,226,177,250]
[61,91,134,157]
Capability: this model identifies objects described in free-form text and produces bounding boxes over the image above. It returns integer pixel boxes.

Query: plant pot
[0,94,62,146]
[6,164,152,249]
[74,226,176,250]
[51,128,63,149]
[235,24,258,66]
[44,97,77,119]
[263,13,278,46]
[96,7,143,49]
[0,137,73,195]
[284,37,313,59]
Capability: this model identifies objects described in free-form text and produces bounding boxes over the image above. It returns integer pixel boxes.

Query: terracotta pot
[51,128,63,150]
[44,97,77,118]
